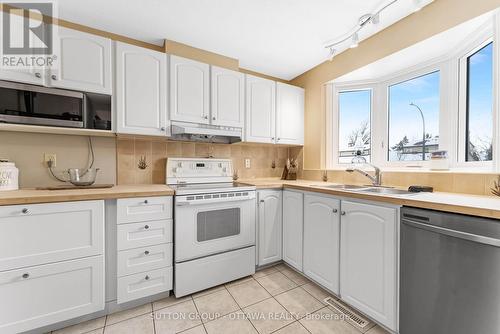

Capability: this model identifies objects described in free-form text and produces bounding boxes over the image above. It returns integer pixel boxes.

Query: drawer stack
[0,200,105,334]
[116,196,173,304]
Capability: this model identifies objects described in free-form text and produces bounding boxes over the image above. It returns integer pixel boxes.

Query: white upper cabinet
[276,82,304,145]
[257,190,282,266]
[170,55,210,124]
[303,193,340,294]
[245,75,276,143]
[340,201,397,331]
[282,190,303,272]
[211,66,244,127]
[49,27,112,94]
[115,42,167,136]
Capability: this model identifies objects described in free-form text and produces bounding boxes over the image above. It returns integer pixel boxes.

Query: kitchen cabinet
[282,190,303,271]
[170,55,210,124]
[50,27,112,94]
[245,75,276,143]
[276,82,304,145]
[257,190,282,266]
[303,193,340,293]
[211,66,245,127]
[115,42,168,136]
[340,200,397,330]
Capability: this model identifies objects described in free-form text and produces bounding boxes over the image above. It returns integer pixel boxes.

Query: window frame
[328,82,375,169]
[457,35,495,168]
[327,14,499,172]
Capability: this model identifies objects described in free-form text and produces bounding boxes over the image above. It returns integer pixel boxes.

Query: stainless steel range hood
[169,121,242,144]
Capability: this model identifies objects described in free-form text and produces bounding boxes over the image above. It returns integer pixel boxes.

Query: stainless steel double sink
[312,184,413,195]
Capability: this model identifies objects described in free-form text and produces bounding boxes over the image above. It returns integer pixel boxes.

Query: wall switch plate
[245,158,251,169]
[44,153,56,167]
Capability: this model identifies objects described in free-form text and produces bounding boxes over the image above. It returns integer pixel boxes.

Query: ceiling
[335,11,493,83]
[56,0,431,80]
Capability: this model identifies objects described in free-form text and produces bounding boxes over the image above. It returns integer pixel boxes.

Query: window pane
[388,71,440,161]
[466,42,493,162]
[338,90,371,164]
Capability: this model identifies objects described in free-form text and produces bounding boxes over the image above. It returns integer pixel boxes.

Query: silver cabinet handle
[35,73,41,78]
[332,209,338,213]
[22,208,29,214]
[144,250,150,255]
[145,275,150,280]
[51,74,57,80]
[341,211,346,216]
[260,200,265,203]
[144,225,150,230]
[22,273,29,279]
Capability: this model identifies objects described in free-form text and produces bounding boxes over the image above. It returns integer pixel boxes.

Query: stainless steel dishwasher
[400,207,500,334]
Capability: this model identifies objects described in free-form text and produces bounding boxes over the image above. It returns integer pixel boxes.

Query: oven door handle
[176,202,191,206]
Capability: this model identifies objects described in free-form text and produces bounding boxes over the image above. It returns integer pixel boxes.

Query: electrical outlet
[44,153,56,167]
[245,158,251,169]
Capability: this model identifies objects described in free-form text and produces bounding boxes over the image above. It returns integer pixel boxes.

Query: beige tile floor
[51,264,390,334]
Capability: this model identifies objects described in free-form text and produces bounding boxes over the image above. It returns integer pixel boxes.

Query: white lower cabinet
[340,200,398,331]
[303,193,340,294]
[0,256,104,334]
[257,190,282,266]
[282,190,303,271]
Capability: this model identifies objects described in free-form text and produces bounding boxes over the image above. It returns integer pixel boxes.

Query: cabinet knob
[144,250,150,255]
[160,127,166,131]
[21,208,29,214]
[22,273,29,279]
[51,74,57,80]
[144,200,149,204]
[144,225,150,230]
[145,275,150,280]
[212,116,216,121]
[271,137,275,141]
[204,115,208,120]
[332,208,338,213]
[341,211,346,216]
[34,72,41,78]
[260,199,265,203]
[277,138,281,141]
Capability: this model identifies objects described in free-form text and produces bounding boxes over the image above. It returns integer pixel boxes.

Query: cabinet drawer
[117,196,172,224]
[117,220,173,251]
[117,267,172,304]
[0,200,104,271]
[117,243,172,277]
[0,256,104,334]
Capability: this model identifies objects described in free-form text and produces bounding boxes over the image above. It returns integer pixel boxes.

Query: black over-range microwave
[0,80,112,130]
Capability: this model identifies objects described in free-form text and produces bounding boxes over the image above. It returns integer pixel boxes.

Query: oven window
[197,208,241,242]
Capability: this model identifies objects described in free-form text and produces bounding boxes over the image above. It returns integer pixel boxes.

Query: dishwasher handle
[403,219,500,247]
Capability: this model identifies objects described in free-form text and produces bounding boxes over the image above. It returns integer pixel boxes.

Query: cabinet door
[211,66,244,127]
[303,194,340,293]
[282,190,303,271]
[0,13,45,85]
[340,201,397,331]
[50,27,112,94]
[115,42,167,136]
[245,75,276,143]
[169,55,209,124]
[276,83,304,145]
[257,190,282,266]
[0,256,104,334]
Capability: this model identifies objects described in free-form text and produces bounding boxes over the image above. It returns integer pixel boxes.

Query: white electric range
[166,158,256,297]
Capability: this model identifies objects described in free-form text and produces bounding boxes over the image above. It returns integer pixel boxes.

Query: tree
[391,136,409,161]
[348,120,370,148]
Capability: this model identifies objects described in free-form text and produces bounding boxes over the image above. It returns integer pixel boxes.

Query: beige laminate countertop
[0,184,175,206]
[238,178,500,219]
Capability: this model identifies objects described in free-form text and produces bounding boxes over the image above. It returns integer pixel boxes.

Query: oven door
[174,194,256,262]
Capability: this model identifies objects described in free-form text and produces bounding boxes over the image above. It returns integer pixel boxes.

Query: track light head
[328,47,336,61]
[350,33,359,49]
[371,13,380,25]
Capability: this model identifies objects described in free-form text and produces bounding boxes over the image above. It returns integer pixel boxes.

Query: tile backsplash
[116,137,292,184]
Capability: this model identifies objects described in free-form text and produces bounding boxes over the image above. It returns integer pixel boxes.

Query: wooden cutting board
[36,184,114,190]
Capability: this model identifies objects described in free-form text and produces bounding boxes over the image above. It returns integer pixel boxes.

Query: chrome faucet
[346,162,382,186]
